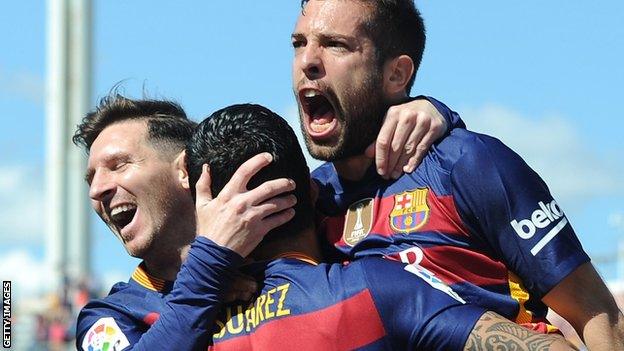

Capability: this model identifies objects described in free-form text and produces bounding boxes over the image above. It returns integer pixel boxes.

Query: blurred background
[1,1,623,350]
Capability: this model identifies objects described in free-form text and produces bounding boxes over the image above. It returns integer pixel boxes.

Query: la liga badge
[82,317,130,351]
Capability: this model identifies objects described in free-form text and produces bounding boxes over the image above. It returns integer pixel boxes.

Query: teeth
[111,204,137,216]
[303,89,320,98]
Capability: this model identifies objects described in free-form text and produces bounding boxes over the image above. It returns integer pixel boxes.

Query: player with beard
[190,104,575,350]
[293,0,624,349]
[77,102,575,350]
[74,92,463,350]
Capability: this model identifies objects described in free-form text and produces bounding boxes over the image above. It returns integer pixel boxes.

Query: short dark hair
[186,104,313,241]
[301,0,426,94]
[72,93,197,156]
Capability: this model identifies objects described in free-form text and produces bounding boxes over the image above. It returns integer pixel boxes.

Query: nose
[300,43,325,79]
[88,170,115,203]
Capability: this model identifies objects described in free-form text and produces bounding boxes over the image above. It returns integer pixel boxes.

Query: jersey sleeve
[418,95,467,132]
[77,237,243,351]
[450,133,590,298]
[76,301,143,351]
[360,258,485,350]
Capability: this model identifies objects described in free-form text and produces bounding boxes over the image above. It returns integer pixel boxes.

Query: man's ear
[383,54,414,96]
[174,150,190,190]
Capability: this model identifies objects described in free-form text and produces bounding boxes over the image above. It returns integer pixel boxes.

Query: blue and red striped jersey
[312,126,590,325]
[77,238,244,351]
[77,238,485,350]
[209,256,484,350]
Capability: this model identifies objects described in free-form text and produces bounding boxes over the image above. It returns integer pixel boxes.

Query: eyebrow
[291,32,305,41]
[292,31,354,41]
[319,32,353,41]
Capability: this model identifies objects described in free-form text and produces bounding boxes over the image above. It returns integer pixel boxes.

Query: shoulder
[76,283,137,351]
[435,129,522,169]
[433,130,542,192]
[75,280,166,350]
[77,282,135,328]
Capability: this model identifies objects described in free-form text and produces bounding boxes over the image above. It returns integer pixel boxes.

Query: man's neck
[332,93,411,181]
[333,154,373,181]
[250,228,322,264]
[143,240,193,281]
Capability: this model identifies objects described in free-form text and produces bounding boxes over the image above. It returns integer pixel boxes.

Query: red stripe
[372,191,469,237]
[325,188,470,248]
[424,192,470,236]
[143,312,160,326]
[210,289,386,350]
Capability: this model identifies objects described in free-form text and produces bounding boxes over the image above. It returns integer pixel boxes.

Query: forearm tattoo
[465,312,570,351]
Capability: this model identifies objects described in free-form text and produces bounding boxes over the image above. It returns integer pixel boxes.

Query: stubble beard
[301,70,387,162]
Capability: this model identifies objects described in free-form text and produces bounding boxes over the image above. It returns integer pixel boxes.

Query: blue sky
[1,1,623,296]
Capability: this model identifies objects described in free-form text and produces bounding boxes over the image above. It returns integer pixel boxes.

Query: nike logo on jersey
[510,200,568,256]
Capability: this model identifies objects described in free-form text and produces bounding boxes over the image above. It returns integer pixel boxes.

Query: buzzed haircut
[72,92,197,156]
[186,103,314,241]
[301,0,426,94]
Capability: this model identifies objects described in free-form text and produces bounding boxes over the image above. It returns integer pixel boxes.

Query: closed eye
[327,40,347,49]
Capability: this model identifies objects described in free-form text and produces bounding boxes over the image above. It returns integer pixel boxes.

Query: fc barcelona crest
[390,189,429,233]
[342,198,374,247]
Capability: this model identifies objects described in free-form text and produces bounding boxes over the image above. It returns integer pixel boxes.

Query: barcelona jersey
[209,256,484,350]
[77,238,484,350]
[77,238,245,351]
[312,126,590,325]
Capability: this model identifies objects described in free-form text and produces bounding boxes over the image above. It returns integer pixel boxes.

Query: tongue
[311,103,335,125]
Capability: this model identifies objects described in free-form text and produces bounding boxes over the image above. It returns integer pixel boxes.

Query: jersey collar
[130,262,174,293]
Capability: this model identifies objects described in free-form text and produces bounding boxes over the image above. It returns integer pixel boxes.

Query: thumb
[195,164,213,205]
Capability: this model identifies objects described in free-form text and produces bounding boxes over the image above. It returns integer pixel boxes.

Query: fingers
[374,110,398,177]
[261,208,296,233]
[389,117,427,178]
[253,195,297,218]
[376,98,450,179]
[404,129,436,174]
[222,153,273,196]
[195,164,213,205]
[386,114,418,179]
[246,178,296,206]
[403,116,445,174]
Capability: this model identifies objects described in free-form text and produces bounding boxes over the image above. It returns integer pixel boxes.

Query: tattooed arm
[464,312,578,351]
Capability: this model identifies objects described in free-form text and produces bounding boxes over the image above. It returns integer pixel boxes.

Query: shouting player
[77,103,577,350]
[74,91,457,350]
[186,104,576,350]
[292,0,624,349]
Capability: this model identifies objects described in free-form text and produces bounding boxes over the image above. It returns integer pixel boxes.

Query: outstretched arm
[465,311,577,351]
[542,262,624,351]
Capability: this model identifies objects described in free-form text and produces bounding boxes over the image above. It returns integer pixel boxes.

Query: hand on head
[195,153,296,257]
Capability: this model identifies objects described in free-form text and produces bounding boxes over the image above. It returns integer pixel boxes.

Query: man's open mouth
[299,88,339,139]
[110,204,138,232]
